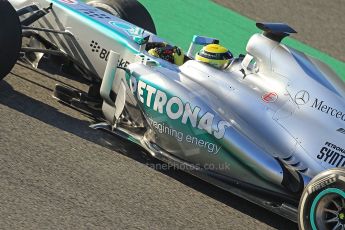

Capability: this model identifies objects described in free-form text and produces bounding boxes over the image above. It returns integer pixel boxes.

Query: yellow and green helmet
[195,44,233,69]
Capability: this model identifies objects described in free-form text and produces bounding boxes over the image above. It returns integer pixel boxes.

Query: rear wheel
[0,1,22,80]
[298,168,345,230]
[86,0,156,34]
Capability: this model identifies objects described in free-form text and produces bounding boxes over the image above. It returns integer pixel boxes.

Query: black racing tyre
[0,1,22,80]
[86,0,156,34]
[298,168,345,230]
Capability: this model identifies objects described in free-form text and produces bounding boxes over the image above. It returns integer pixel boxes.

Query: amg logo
[308,175,336,193]
[337,128,345,134]
[311,98,345,122]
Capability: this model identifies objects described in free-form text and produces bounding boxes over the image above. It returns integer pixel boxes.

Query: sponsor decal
[131,79,231,140]
[337,128,345,135]
[58,0,78,4]
[261,92,278,103]
[90,40,101,53]
[109,21,144,37]
[117,59,130,68]
[317,142,345,167]
[294,90,310,105]
[294,90,345,122]
[311,98,345,122]
[147,118,222,154]
[308,175,337,193]
[89,40,130,67]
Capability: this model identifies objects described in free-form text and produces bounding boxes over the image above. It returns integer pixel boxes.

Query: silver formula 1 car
[2,0,345,229]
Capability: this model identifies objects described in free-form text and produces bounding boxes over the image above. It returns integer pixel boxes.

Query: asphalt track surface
[214,0,345,63]
[1,1,344,229]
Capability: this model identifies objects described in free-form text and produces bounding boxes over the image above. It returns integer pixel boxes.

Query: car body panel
[7,0,345,221]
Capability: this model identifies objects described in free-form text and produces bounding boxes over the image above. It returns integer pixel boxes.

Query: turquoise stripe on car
[51,0,139,53]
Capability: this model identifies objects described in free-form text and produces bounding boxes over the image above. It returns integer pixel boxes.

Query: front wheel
[298,168,345,230]
[86,0,156,34]
[0,1,22,80]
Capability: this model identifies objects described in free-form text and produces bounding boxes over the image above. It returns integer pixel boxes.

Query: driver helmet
[195,44,233,69]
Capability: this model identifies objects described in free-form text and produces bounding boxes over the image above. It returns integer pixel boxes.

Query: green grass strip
[139,0,345,81]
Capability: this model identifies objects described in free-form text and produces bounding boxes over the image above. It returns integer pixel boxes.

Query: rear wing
[256,22,297,42]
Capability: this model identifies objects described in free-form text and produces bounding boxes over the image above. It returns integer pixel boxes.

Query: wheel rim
[310,188,345,230]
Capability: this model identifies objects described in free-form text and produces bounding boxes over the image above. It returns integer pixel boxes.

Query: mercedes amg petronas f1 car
[1,0,345,229]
